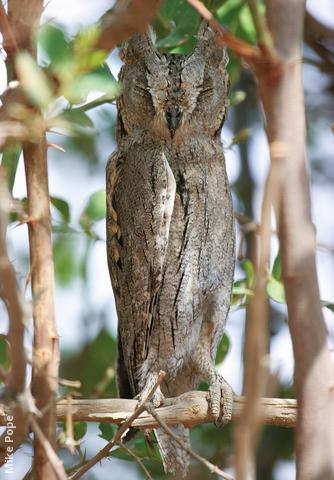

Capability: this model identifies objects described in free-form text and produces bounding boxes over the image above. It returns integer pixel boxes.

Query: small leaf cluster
[15,23,120,126]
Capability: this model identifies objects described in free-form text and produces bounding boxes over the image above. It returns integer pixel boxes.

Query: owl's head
[118,21,229,143]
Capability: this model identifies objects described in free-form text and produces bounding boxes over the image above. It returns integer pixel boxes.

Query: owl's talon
[208,375,234,426]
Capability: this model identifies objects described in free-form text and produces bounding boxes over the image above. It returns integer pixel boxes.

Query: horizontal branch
[0,392,296,429]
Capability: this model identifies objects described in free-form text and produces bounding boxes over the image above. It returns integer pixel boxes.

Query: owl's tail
[154,425,190,477]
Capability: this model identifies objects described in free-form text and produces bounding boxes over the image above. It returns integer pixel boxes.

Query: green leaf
[73,422,87,441]
[242,258,254,287]
[215,333,230,365]
[53,234,80,286]
[322,301,334,313]
[79,189,106,232]
[229,128,251,147]
[156,0,201,53]
[216,0,246,25]
[99,423,115,442]
[15,52,53,109]
[231,259,254,307]
[39,23,72,66]
[229,90,246,107]
[60,328,117,398]
[93,62,117,83]
[232,285,254,297]
[64,72,120,105]
[73,24,103,66]
[272,251,282,281]
[1,143,21,192]
[156,27,195,50]
[266,276,286,304]
[226,53,242,87]
[232,278,253,307]
[50,196,70,223]
[109,436,148,461]
[9,197,27,224]
[238,5,257,44]
[57,109,95,129]
[0,337,9,384]
[60,421,87,441]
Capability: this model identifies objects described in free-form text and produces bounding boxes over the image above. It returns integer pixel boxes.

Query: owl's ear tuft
[120,32,160,65]
[193,20,228,69]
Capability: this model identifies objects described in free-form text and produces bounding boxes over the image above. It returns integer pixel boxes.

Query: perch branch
[0,392,297,428]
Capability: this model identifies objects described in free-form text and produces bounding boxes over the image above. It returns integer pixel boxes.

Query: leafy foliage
[60,328,117,398]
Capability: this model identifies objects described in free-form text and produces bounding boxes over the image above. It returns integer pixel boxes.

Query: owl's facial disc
[165,105,182,138]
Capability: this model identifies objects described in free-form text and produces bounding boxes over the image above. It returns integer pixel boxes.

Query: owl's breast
[148,139,234,362]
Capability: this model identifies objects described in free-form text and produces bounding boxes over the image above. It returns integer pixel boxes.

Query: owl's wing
[106,147,176,396]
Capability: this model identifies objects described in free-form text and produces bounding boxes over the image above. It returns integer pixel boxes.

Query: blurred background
[0,0,333,478]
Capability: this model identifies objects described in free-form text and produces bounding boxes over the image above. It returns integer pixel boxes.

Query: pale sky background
[1,1,334,478]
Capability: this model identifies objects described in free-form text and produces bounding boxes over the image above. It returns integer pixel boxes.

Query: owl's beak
[166,105,182,138]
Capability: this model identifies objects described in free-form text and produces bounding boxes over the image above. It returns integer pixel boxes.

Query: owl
[106,21,235,476]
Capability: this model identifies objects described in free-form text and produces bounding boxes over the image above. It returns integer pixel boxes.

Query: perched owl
[106,21,235,476]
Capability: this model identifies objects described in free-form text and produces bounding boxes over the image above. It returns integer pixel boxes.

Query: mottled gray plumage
[106,21,235,476]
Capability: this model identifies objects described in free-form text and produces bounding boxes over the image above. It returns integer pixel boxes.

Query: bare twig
[68,371,166,480]
[115,440,152,480]
[0,2,18,61]
[65,395,76,455]
[235,160,273,479]
[235,212,334,258]
[0,167,28,465]
[145,403,234,480]
[304,11,334,76]
[96,0,163,52]
[187,0,281,86]
[247,0,273,50]
[263,2,334,478]
[29,416,67,480]
[58,379,81,389]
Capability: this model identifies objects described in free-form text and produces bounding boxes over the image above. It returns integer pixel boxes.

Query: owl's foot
[208,372,234,426]
[135,373,164,408]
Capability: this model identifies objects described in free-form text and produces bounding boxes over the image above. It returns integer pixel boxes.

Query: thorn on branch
[47,142,66,153]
